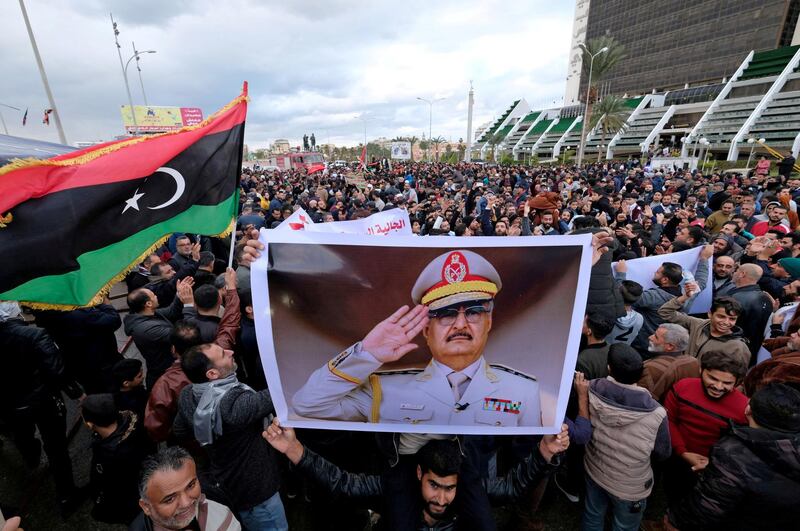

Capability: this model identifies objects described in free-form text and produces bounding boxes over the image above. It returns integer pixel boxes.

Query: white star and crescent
[122,166,187,215]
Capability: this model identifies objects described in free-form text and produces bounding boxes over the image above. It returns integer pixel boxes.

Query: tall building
[568,0,800,101]
[564,0,591,105]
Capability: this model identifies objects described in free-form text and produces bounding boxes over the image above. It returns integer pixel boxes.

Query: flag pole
[229,81,248,270]
[227,220,236,268]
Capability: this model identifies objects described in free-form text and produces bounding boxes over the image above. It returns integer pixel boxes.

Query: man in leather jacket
[0,301,85,516]
[264,419,569,530]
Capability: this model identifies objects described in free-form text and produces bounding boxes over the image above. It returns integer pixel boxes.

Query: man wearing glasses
[292,249,542,427]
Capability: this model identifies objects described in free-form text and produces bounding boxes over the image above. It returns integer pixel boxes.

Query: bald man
[713,256,736,297]
[728,263,773,363]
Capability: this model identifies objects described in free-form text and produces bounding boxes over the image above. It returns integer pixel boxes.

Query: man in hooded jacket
[666,383,800,530]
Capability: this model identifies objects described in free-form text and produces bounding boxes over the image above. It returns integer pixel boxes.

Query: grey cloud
[1,0,572,147]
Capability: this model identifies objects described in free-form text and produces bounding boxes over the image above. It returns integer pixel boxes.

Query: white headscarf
[0,301,22,322]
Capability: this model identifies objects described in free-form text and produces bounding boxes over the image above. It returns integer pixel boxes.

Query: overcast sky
[1,0,573,148]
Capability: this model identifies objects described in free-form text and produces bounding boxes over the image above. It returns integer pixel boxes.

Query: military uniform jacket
[292,342,542,427]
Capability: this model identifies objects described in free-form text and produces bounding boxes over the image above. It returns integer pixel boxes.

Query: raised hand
[591,231,614,265]
[362,305,429,363]
[573,371,589,399]
[224,267,237,290]
[684,281,700,299]
[2,516,23,531]
[241,228,264,265]
[177,277,194,304]
[191,242,202,261]
[539,423,570,462]
[263,418,304,465]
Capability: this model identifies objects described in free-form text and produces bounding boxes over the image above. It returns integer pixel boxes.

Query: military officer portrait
[292,249,542,428]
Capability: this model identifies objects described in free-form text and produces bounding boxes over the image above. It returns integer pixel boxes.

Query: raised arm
[292,305,428,420]
[264,420,383,497]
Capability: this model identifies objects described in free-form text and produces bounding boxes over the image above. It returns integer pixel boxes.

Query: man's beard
[424,501,452,522]
[152,499,199,529]
[647,341,663,353]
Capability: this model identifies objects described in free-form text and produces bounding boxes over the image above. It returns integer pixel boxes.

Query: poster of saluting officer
[251,231,593,435]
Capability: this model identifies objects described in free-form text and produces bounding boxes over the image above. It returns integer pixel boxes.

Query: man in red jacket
[663,350,748,504]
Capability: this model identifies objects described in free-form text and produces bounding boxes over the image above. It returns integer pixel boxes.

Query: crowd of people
[1,156,800,530]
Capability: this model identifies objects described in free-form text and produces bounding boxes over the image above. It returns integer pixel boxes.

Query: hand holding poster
[612,246,713,313]
[250,232,593,435]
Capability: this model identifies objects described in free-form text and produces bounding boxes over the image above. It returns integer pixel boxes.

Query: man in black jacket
[173,343,284,530]
[80,394,153,524]
[0,301,85,516]
[264,419,569,530]
[666,383,800,530]
[124,277,193,389]
[726,263,773,363]
[35,302,123,393]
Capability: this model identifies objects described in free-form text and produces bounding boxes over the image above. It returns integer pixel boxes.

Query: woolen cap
[778,257,800,278]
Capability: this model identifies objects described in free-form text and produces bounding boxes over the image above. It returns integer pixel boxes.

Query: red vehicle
[268,151,325,173]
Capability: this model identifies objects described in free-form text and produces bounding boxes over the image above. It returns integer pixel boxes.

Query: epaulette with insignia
[374,368,425,377]
[490,363,537,381]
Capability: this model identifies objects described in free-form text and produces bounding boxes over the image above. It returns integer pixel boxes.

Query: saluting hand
[362,304,429,363]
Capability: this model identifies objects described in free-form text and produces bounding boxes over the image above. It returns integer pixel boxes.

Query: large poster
[391,141,411,160]
[612,246,712,314]
[120,105,204,133]
[251,232,593,435]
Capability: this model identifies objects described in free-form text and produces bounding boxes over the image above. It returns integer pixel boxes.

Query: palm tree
[419,136,431,161]
[579,35,625,164]
[486,130,506,162]
[589,96,629,161]
[431,136,446,162]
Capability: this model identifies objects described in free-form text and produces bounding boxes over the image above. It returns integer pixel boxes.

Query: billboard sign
[120,105,204,133]
[391,141,411,160]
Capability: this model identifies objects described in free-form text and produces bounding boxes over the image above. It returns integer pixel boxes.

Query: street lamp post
[111,14,138,135]
[132,41,154,106]
[745,138,756,171]
[577,44,608,166]
[699,138,709,172]
[417,96,446,161]
[745,137,766,172]
[122,49,156,133]
[112,15,156,135]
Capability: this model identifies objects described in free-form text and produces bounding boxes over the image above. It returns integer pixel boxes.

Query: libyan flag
[0,83,248,309]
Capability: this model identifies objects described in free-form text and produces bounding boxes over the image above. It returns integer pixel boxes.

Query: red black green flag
[0,83,248,309]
